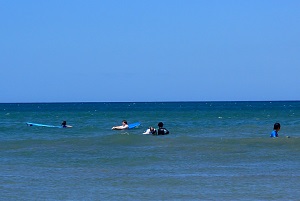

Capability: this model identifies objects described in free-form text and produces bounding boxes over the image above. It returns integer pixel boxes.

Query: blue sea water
[1,101,300,200]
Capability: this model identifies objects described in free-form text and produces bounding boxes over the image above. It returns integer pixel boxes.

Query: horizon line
[1,100,300,104]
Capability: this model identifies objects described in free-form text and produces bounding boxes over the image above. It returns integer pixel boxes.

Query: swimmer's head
[158,122,163,127]
[274,123,281,130]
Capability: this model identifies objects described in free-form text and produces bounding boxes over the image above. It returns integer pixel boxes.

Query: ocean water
[1,101,300,200]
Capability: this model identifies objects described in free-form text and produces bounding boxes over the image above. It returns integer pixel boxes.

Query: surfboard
[26,122,62,128]
[128,122,140,129]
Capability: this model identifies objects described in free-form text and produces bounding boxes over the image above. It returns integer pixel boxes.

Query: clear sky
[1,0,299,102]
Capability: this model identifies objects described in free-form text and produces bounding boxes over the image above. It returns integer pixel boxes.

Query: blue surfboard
[26,122,62,128]
[128,122,141,129]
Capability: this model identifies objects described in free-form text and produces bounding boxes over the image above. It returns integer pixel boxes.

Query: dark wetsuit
[62,121,67,128]
[155,127,169,135]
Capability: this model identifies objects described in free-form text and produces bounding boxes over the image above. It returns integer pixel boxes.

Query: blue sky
[1,0,299,102]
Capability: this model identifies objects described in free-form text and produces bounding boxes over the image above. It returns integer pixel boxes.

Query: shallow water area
[1,102,300,200]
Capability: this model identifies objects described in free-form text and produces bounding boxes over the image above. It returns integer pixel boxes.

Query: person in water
[61,121,72,128]
[143,127,157,135]
[270,122,280,137]
[156,122,169,135]
[112,120,129,130]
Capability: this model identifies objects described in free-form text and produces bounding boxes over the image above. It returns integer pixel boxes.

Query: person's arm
[112,125,128,130]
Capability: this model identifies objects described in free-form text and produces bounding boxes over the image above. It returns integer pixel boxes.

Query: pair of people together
[143,122,169,135]
[112,120,169,135]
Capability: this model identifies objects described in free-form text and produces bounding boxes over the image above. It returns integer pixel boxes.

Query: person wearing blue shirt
[270,123,280,137]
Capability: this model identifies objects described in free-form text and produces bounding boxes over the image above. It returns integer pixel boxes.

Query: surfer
[143,127,157,135]
[156,122,169,135]
[112,120,129,130]
[270,122,280,137]
[61,121,72,128]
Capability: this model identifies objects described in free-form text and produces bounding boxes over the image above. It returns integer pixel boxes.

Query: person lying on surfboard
[61,121,72,128]
[112,120,129,130]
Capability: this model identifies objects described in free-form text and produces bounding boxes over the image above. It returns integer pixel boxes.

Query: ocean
[1,101,300,200]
